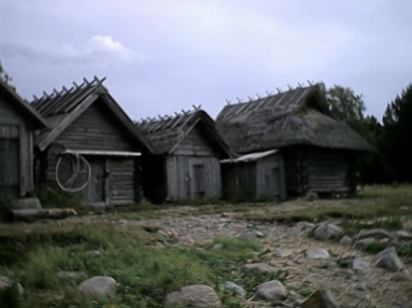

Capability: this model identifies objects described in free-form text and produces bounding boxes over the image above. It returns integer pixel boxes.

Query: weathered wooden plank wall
[173,123,219,156]
[37,99,142,205]
[0,96,34,198]
[56,100,135,151]
[255,154,286,199]
[166,156,221,200]
[221,163,257,201]
[305,148,357,194]
[162,124,224,200]
[109,157,136,204]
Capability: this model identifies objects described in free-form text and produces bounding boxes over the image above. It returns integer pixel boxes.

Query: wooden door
[265,167,280,198]
[193,164,205,198]
[89,157,106,204]
[0,131,19,199]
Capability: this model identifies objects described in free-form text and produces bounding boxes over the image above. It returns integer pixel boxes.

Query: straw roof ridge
[216,85,373,154]
[136,109,235,156]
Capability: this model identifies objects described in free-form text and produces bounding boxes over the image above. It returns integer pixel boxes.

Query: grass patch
[245,185,412,225]
[340,218,404,236]
[0,223,264,307]
[34,185,87,214]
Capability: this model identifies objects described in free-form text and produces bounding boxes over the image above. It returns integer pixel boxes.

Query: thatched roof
[136,109,235,157]
[31,77,155,153]
[216,85,373,154]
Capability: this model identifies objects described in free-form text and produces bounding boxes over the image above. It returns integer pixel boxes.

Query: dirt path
[37,199,411,308]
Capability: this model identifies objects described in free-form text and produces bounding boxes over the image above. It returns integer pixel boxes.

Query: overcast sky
[0,0,410,121]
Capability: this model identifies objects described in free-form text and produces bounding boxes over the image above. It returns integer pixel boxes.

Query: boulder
[356,228,396,241]
[237,231,257,241]
[178,235,196,246]
[164,284,221,308]
[244,263,278,274]
[78,276,116,299]
[296,221,316,231]
[305,248,330,260]
[256,280,287,301]
[352,257,370,274]
[375,247,404,272]
[393,230,412,240]
[0,276,24,295]
[313,223,343,240]
[224,281,246,298]
[273,248,295,258]
[339,236,352,246]
[353,238,376,250]
[300,287,337,308]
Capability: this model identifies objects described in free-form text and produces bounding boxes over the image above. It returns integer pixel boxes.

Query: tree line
[326,83,412,184]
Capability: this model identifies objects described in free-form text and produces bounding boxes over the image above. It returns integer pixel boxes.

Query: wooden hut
[0,80,48,202]
[32,77,155,206]
[220,149,286,202]
[136,108,235,203]
[216,84,373,196]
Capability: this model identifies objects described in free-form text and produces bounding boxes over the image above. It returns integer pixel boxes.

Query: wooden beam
[9,208,77,222]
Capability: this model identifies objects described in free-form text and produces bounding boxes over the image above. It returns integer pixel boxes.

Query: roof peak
[223,81,322,106]
[32,75,106,105]
[135,105,203,134]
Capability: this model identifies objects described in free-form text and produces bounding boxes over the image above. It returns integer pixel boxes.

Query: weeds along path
[1,185,412,307]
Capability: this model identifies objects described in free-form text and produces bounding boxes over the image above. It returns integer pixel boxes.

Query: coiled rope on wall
[55,153,91,193]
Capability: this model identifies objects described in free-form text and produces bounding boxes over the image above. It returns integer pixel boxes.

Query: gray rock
[164,284,221,308]
[393,230,412,240]
[78,276,116,299]
[296,221,316,231]
[352,257,370,274]
[237,231,257,241]
[357,228,396,241]
[353,237,376,250]
[313,223,343,240]
[212,244,223,251]
[0,276,24,295]
[379,237,398,247]
[244,263,278,274]
[375,247,404,272]
[256,280,287,301]
[300,287,337,308]
[305,248,330,260]
[178,235,196,246]
[224,281,246,298]
[354,281,368,291]
[339,235,352,246]
[273,248,295,258]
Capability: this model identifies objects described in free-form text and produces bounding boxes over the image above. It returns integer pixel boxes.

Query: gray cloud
[3,35,142,67]
[0,0,411,121]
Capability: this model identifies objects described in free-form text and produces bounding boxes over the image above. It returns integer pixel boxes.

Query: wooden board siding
[173,124,219,156]
[0,96,34,198]
[221,163,257,202]
[55,99,137,152]
[109,157,136,205]
[282,148,299,195]
[255,154,286,199]
[305,148,357,194]
[166,156,221,200]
